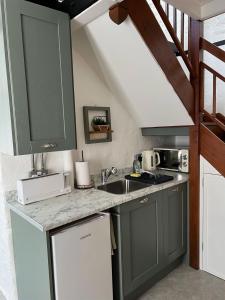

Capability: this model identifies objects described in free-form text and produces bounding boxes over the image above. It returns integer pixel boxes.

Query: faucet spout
[101,167,118,184]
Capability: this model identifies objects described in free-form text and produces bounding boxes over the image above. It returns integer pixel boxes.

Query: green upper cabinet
[0,0,76,155]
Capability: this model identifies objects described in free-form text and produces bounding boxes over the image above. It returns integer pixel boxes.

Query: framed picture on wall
[83,106,113,144]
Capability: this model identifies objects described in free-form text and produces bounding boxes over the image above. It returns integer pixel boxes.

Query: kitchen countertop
[6,170,188,232]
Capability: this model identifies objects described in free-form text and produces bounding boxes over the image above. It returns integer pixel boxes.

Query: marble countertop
[6,171,188,232]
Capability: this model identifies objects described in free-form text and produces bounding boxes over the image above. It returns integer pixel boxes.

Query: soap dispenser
[133,155,141,174]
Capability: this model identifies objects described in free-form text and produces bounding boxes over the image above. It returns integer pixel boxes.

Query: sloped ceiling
[72,0,225,32]
[76,13,193,128]
[165,0,225,20]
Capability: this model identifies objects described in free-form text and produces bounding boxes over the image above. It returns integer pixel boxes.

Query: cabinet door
[4,0,76,154]
[164,184,187,263]
[119,192,164,297]
[203,174,225,280]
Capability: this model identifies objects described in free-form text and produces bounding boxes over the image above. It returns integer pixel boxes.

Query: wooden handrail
[200,37,225,64]
[152,0,193,76]
[201,62,225,82]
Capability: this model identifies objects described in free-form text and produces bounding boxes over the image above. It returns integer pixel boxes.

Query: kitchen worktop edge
[6,171,188,232]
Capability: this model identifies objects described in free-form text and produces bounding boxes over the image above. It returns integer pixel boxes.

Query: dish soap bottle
[133,156,141,174]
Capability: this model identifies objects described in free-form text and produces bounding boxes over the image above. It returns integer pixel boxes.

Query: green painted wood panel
[112,184,188,300]
[0,0,15,154]
[117,192,164,298]
[10,211,53,300]
[1,0,76,154]
[141,127,189,136]
[164,183,187,263]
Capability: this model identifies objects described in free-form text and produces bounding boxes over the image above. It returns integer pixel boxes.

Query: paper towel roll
[75,162,91,187]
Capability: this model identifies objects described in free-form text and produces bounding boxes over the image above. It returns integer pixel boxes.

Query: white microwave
[153,147,189,173]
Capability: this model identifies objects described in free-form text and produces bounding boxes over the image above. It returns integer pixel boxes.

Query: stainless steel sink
[97,179,150,195]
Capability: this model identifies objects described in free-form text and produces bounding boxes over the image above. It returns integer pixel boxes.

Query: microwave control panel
[179,150,189,173]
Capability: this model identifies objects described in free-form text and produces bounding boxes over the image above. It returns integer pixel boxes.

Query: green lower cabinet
[10,211,54,300]
[121,193,164,298]
[10,183,187,300]
[112,183,187,300]
[163,184,187,264]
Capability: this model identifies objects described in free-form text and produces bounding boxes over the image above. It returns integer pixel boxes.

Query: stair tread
[202,111,225,131]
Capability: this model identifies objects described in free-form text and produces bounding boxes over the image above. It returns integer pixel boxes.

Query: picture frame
[83,106,113,144]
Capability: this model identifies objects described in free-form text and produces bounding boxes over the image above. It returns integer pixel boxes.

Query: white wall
[0,152,66,300]
[165,0,202,19]
[200,156,223,271]
[72,28,173,174]
[0,27,173,299]
[75,13,193,128]
[202,0,225,20]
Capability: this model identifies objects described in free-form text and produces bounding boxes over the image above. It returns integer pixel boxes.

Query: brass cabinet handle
[140,197,149,204]
[41,143,57,150]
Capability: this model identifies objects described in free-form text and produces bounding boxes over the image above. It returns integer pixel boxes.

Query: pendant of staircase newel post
[189,18,203,270]
[109,1,128,25]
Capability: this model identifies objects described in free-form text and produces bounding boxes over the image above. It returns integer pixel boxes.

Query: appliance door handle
[178,150,183,171]
[151,155,154,169]
[155,152,161,166]
[140,197,149,204]
[41,143,57,150]
[75,213,107,227]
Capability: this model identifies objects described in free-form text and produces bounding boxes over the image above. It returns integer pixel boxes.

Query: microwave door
[169,151,180,170]
[158,150,180,171]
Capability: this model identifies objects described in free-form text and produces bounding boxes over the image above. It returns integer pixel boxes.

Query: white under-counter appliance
[51,213,113,300]
[153,147,189,173]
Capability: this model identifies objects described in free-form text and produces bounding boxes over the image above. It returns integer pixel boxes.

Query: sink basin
[97,179,150,195]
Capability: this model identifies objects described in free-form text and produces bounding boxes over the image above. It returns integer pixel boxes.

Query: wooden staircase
[109,0,225,270]
[200,37,225,178]
[109,0,195,120]
[112,0,225,177]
